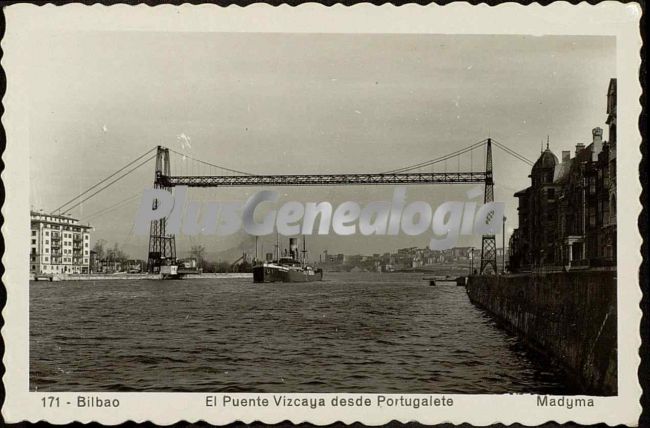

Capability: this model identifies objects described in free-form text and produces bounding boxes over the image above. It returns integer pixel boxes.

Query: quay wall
[31,273,253,281]
[467,270,617,395]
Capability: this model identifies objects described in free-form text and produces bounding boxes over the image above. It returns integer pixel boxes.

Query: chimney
[575,143,585,156]
[592,127,603,161]
[562,151,570,162]
[289,238,298,259]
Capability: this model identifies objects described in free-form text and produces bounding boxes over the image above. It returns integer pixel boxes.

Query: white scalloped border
[1,2,643,426]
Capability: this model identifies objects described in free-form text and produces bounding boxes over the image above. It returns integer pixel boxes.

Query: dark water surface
[30,272,571,393]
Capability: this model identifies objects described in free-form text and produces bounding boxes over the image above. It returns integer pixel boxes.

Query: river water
[30,272,571,393]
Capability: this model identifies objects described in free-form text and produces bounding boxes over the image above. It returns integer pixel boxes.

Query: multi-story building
[509,78,617,271]
[30,211,92,275]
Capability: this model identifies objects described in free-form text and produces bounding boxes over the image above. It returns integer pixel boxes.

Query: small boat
[423,275,447,286]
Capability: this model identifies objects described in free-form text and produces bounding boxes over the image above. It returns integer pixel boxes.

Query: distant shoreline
[30,272,253,282]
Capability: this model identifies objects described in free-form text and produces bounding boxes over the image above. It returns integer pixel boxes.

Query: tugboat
[252,237,323,283]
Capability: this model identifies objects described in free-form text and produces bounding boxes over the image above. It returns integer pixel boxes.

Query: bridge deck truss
[158,172,488,187]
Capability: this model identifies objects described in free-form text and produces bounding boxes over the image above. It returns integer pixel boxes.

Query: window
[31,239,36,244]
[547,188,555,200]
[45,240,49,244]
[45,248,49,253]
[31,230,36,236]
[45,231,49,236]
[85,243,88,247]
[44,257,49,262]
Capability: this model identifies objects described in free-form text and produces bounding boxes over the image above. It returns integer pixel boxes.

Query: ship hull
[253,265,323,283]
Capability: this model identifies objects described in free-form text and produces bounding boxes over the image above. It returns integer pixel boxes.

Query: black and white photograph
[1,3,642,426]
[26,31,619,394]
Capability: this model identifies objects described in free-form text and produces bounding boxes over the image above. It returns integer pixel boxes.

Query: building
[509,78,617,271]
[30,211,92,275]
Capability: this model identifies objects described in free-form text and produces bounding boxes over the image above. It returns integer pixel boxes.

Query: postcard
[1,3,643,426]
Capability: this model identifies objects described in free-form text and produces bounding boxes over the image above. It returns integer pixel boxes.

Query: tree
[92,239,107,260]
[105,242,128,263]
[216,261,231,273]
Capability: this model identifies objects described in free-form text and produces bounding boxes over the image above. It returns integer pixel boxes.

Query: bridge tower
[479,138,498,275]
[147,146,176,273]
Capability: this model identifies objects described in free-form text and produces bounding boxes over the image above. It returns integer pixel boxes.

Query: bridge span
[159,171,488,187]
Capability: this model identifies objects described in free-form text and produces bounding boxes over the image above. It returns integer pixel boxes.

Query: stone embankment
[467,270,617,395]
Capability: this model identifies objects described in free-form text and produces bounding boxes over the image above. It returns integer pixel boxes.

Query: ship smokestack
[289,238,298,259]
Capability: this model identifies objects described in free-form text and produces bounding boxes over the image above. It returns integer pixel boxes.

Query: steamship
[252,238,323,283]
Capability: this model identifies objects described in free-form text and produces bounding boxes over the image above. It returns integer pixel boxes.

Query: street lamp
[469,247,474,275]
[502,215,507,274]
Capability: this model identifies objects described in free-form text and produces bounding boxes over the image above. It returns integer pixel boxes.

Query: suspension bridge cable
[168,148,255,176]
[58,154,157,215]
[385,140,486,174]
[384,145,479,174]
[494,144,533,166]
[81,192,142,222]
[51,147,157,214]
[491,138,532,160]
[495,141,534,165]
[491,140,535,166]
[387,139,488,173]
[382,139,488,174]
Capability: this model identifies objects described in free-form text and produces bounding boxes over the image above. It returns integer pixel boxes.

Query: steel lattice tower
[147,146,176,273]
[480,138,498,275]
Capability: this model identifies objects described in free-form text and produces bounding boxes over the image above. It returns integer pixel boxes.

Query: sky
[27,32,616,261]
